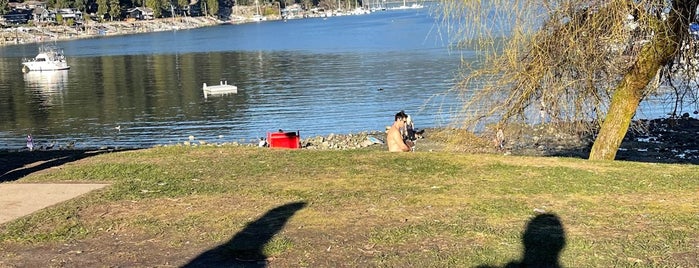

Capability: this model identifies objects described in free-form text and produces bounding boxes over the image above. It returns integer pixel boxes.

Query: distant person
[26,135,34,151]
[387,111,411,152]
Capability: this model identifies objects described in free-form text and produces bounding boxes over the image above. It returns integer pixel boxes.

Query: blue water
[0,8,471,150]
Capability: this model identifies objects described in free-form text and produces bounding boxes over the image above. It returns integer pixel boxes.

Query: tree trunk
[589,3,694,160]
[588,62,650,160]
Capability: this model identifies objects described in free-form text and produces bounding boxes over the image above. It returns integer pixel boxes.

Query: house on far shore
[57,8,83,23]
[31,7,83,25]
[2,2,36,25]
[126,7,155,20]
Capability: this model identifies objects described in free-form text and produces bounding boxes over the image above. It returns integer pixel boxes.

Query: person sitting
[387,111,412,152]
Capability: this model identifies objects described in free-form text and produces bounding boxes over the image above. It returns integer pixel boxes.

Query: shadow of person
[505,213,566,268]
[0,149,133,183]
[182,201,307,268]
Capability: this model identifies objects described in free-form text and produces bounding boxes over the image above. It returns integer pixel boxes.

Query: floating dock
[203,80,238,98]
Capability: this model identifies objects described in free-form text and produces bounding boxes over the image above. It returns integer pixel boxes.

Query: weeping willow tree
[442,0,699,160]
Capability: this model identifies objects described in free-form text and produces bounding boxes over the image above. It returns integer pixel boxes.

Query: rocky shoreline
[0,17,222,45]
[4,117,699,165]
[165,117,699,165]
[1,17,223,46]
[171,130,389,150]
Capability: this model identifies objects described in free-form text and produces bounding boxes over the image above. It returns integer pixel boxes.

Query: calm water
[0,7,471,150]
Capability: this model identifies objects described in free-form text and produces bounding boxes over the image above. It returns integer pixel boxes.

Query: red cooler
[267,131,300,149]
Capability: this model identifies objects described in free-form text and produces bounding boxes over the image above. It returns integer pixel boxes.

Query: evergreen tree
[145,0,163,18]
[55,0,71,8]
[108,0,120,20]
[0,0,9,15]
[205,0,218,16]
[74,0,87,12]
[96,0,108,20]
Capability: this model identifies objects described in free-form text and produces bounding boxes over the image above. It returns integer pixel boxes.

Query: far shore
[0,15,277,47]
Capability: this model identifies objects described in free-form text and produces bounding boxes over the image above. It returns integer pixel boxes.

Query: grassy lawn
[0,145,697,267]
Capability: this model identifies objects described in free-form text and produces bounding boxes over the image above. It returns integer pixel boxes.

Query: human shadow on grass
[476,213,566,268]
[0,149,130,183]
[182,201,307,268]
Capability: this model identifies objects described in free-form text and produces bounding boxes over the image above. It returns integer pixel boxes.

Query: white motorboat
[203,80,238,98]
[22,46,70,72]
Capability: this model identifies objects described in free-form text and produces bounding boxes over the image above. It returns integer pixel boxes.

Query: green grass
[1,145,698,267]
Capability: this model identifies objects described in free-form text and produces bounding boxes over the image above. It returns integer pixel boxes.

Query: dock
[203,80,238,98]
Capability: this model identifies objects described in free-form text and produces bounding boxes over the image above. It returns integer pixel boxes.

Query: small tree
[0,0,9,15]
[109,0,121,20]
[205,0,218,16]
[146,0,165,18]
[74,0,87,13]
[55,0,70,8]
[97,0,109,21]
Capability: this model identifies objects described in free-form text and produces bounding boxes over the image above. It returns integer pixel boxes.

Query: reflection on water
[23,71,69,107]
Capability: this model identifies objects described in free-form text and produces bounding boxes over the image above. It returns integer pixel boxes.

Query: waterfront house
[31,8,83,25]
[32,7,53,24]
[57,8,84,24]
[126,7,155,20]
[2,9,33,25]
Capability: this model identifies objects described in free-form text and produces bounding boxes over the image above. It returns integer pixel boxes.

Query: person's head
[395,111,408,123]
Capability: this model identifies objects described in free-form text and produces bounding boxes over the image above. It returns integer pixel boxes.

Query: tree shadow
[477,213,566,268]
[182,201,308,268]
[0,149,131,183]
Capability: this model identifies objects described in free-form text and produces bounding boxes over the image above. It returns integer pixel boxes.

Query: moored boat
[22,46,70,72]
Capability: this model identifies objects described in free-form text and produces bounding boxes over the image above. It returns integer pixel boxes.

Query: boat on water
[22,46,70,72]
[203,80,238,98]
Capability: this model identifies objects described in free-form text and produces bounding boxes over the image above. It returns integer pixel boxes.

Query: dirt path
[0,183,109,224]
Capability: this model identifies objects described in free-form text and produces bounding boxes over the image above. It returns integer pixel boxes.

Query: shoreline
[3,117,699,165]
[1,4,372,47]
[1,16,244,47]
